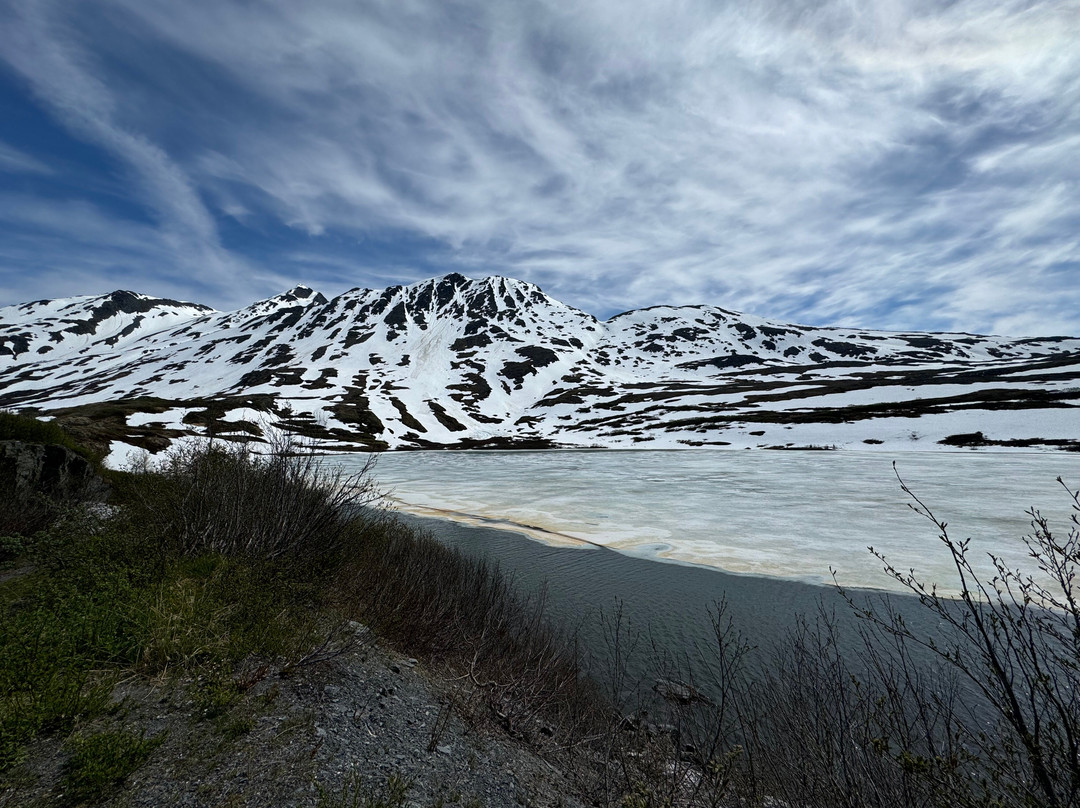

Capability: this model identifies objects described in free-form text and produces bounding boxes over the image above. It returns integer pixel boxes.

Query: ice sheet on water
[334,449,1080,596]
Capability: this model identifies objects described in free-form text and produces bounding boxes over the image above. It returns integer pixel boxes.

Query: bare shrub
[603,600,755,808]
[587,474,1080,808]
[334,517,610,746]
[731,608,966,808]
[129,434,382,565]
[838,470,1080,808]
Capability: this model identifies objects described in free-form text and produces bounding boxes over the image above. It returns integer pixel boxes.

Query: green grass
[61,729,163,804]
[0,504,345,771]
[0,410,98,463]
[0,434,602,796]
[316,773,411,808]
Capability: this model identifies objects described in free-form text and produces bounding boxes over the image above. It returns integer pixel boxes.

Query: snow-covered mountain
[2,274,1078,458]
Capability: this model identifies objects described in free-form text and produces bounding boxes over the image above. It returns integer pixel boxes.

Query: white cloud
[1,0,1077,336]
[0,0,254,300]
[0,140,53,174]
[0,191,294,310]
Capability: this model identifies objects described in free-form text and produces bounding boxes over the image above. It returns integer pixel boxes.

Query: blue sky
[0,0,1077,336]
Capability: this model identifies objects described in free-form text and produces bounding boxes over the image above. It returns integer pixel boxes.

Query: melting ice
[332,449,1080,596]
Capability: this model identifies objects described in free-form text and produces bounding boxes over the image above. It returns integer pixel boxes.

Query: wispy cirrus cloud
[0,140,52,174]
[0,0,269,305]
[0,0,1076,335]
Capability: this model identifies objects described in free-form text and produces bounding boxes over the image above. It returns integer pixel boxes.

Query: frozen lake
[333,449,1080,596]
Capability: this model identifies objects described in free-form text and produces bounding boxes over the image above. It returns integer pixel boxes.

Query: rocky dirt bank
[2,622,588,808]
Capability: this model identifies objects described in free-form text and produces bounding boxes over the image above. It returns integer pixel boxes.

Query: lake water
[334,449,1080,597]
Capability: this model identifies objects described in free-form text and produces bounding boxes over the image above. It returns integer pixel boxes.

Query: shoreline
[361,448,1080,599]
[386,494,875,591]
[392,510,936,683]
[99,441,1080,471]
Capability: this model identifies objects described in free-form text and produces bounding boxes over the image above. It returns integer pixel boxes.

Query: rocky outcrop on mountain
[1,275,1078,454]
[0,441,107,502]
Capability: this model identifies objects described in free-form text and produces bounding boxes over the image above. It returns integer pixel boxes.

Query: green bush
[0,491,58,544]
[0,533,29,566]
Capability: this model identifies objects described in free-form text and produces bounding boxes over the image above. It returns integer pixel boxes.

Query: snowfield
[1,274,1078,457]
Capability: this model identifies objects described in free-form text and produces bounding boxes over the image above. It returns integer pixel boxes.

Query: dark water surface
[399,512,944,691]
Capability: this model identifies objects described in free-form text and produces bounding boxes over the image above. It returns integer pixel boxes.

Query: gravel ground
[0,624,591,808]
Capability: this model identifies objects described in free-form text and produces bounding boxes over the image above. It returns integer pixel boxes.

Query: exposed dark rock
[343,326,373,348]
[902,336,953,352]
[263,306,307,331]
[811,338,878,358]
[500,361,537,385]
[447,372,492,403]
[389,398,427,433]
[939,431,987,446]
[516,345,559,365]
[0,440,107,502]
[103,316,145,345]
[427,400,467,432]
[937,432,1080,451]
[0,334,30,359]
[261,344,295,368]
[451,333,492,352]
[637,341,666,354]
[759,325,793,338]
[734,323,757,341]
[463,319,487,336]
[500,345,560,385]
[237,369,275,387]
[385,302,408,327]
[678,354,761,370]
[303,368,338,391]
[435,274,466,307]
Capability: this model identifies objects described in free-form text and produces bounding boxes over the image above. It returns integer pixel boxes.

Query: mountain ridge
[2,273,1078,458]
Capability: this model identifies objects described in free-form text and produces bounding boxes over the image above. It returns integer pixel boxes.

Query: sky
[0,0,1077,336]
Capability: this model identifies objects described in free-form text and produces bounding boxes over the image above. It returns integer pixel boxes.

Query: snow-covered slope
[2,274,1078,455]
[0,290,214,361]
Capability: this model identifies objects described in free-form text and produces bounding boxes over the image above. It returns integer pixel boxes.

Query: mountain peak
[99,290,214,314]
[3,275,1078,454]
[243,286,329,316]
[285,285,327,305]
